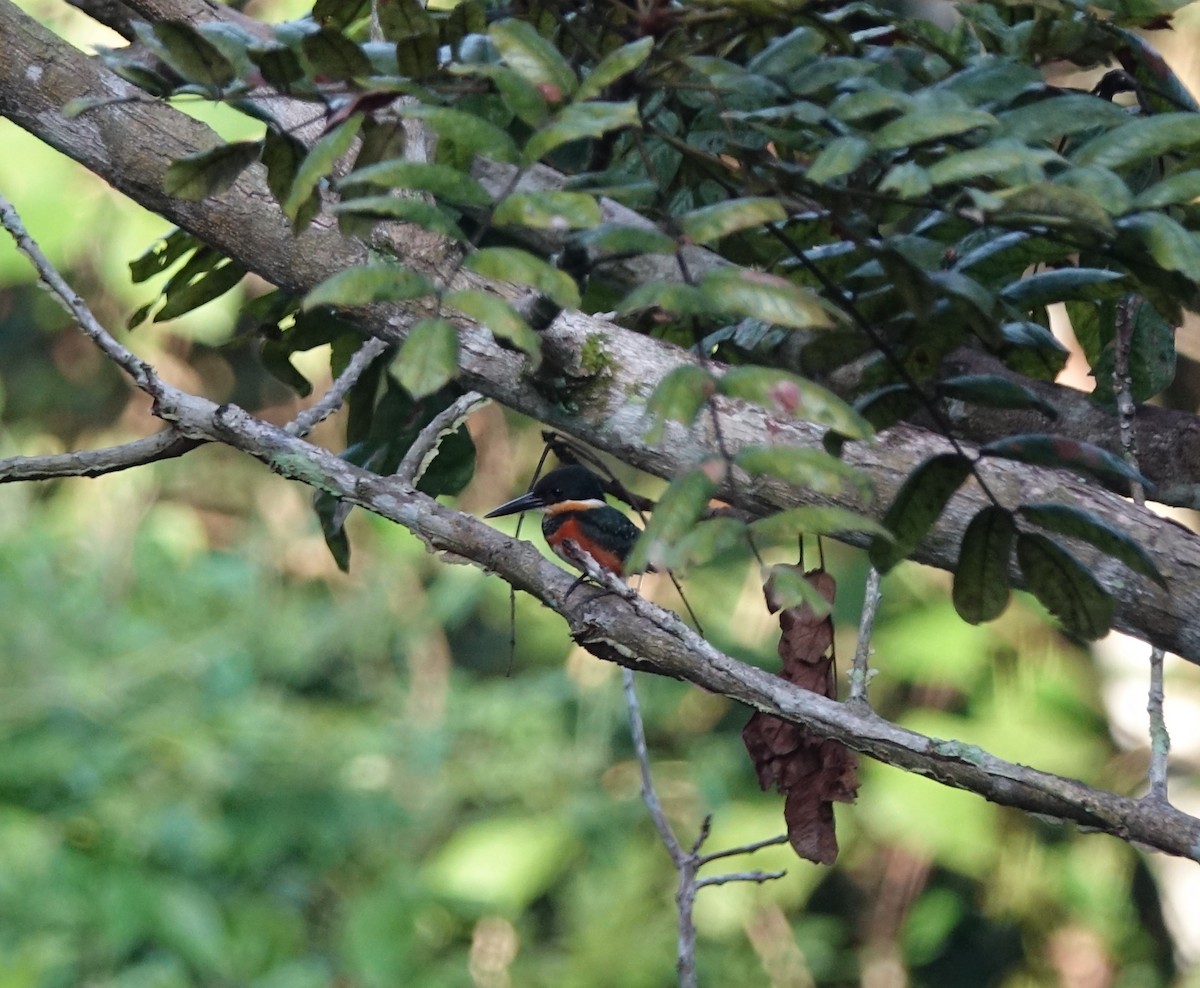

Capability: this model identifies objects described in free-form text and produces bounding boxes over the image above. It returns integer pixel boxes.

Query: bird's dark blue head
[485,465,608,518]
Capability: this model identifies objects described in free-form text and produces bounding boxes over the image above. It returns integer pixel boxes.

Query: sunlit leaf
[342,159,493,208]
[680,198,787,244]
[303,264,435,309]
[575,37,654,102]
[806,136,872,184]
[284,115,364,226]
[643,365,716,442]
[617,281,708,317]
[443,288,541,364]
[1117,212,1200,281]
[464,248,580,309]
[394,318,459,398]
[493,191,601,230]
[870,453,973,571]
[571,224,677,257]
[735,444,874,499]
[626,468,718,573]
[400,105,520,163]
[333,196,467,239]
[872,107,997,150]
[953,506,1015,624]
[1017,502,1165,586]
[1016,533,1114,640]
[524,101,640,163]
[700,268,833,330]
[720,367,872,439]
[490,18,577,99]
[999,267,1126,309]
[1072,112,1200,171]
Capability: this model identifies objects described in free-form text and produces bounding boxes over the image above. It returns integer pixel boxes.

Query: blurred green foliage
[0,0,1194,983]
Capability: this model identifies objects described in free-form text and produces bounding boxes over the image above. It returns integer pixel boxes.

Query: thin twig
[395,391,488,484]
[696,870,788,889]
[286,337,390,437]
[0,195,162,398]
[849,566,882,705]
[698,833,789,865]
[1113,296,1170,804]
[0,429,199,483]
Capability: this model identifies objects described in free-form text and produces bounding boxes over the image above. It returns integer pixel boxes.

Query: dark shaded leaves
[1017,502,1165,586]
[953,506,1015,624]
[870,453,973,571]
[1016,533,1114,640]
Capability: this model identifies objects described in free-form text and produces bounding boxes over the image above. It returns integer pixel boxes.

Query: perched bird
[485,465,640,577]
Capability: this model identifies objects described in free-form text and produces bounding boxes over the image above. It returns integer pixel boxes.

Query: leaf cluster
[100,0,1200,638]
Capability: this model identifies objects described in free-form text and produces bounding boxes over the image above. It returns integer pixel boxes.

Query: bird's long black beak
[484,491,545,518]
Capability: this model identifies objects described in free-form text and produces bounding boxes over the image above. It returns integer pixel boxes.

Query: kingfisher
[485,464,641,577]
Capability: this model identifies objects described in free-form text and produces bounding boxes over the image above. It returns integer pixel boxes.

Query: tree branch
[2,0,1199,663]
[0,429,198,483]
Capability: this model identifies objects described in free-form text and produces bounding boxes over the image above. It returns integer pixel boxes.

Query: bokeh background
[3,1,1200,985]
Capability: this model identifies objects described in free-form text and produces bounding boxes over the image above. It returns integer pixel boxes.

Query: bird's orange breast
[545,516,627,576]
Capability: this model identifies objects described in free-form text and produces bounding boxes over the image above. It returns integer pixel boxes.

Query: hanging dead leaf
[742,566,859,865]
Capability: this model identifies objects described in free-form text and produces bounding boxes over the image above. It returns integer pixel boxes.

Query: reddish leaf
[742,567,859,865]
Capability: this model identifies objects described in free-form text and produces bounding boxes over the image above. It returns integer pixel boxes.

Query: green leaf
[377,0,435,45]
[248,44,305,90]
[303,263,435,309]
[763,563,833,617]
[999,267,1126,309]
[443,288,541,365]
[871,107,997,150]
[572,224,677,257]
[665,517,748,571]
[333,196,466,239]
[925,140,1061,188]
[747,26,825,77]
[156,256,246,322]
[452,63,549,127]
[394,318,459,398]
[493,191,601,230]
[299,28,372,81]
[575,37,653,102]
[129,229,200,283]
[261,339,313,397]
[699,268,833,330]
[626,468,717,574]
[313,0,369,27]
[1134,168,1200,208]
[643,365,715,442]
[997,93,1130,143]
[1018,502,1165,587]
[490,18,577,99]
[617,281,708,317]
[988,183,1117,238]
[854,383,921,433]
[524,101,640,164]
[938,374,1058,419]
[719,367,872,439]
[284,115,363,226]
[806,136,871,184]
[400,105,520,164]
[953,506,1015,624]
[878,162,932,200]
[735,444,873,499]
[680,197,787,244]
[980,434,1150,492]
[1117,212,1200,281]
[464,248,580,309]
[164,141,259,201]
[342,160,492,208]
[1072,112,1200,171]
[139,21,236,88]
[1016,533,1114,640]
[869,453,973,571]
[750,505,891,545]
